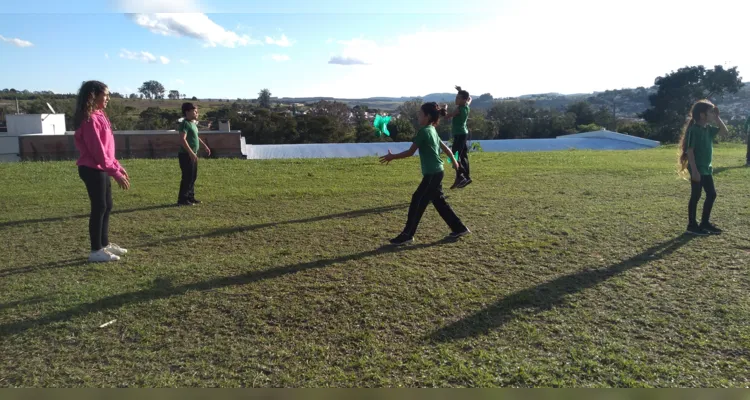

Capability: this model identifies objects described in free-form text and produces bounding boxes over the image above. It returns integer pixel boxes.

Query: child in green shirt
[379,102,470,245]
[678,99,728,235]
[177,103,211,206]
[443,85,472,189]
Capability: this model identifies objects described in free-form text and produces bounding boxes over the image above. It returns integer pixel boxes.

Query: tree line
[2,65,745,143]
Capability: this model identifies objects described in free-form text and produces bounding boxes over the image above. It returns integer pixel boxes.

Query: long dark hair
[421,102,448,126]
[678,99,715,177]
[73,80,108,130]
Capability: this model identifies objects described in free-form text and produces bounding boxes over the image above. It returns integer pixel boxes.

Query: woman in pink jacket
[73,81,130,262]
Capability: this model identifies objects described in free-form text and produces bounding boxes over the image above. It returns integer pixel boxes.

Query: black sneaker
[189,199,202,204]
[456,178,472,189]
[389,234,414,246]
[177,201,194,206]
[450,177,464,189]
[686,224,709,236]
[448,228,471,239]
[699,222,722,235]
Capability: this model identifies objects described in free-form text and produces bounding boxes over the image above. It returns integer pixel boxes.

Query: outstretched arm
[379,143,419,164]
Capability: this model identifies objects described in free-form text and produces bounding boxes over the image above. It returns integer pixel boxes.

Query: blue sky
[1,0,748,99]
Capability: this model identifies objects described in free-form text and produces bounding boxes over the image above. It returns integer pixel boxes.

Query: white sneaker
[88,249,120,263]
[105,243,128,256]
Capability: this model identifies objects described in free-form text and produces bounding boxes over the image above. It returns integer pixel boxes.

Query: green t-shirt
[452,105,470,136]
[686,124,719,176]
[415,125,445,176]
[178,119,200,154]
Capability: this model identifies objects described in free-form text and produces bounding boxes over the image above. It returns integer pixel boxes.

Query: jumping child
[443,85,472,189]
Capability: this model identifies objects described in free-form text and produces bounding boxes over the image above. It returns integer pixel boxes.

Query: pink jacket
[75,110,125,180]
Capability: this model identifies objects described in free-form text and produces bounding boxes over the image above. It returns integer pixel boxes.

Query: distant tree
[191,96,198,101]
[566,101,596,126]
[128,93,138,99]
[396,98,423,134]
[138,80,166,100]
[258,88,272,109]
[641,65,743,142]
[110,92,124,99]
[168,90,181,100]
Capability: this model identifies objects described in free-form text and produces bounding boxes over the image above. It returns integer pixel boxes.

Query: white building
[0,114,67,162]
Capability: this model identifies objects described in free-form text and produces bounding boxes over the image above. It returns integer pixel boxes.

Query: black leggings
[688,175,717,225]
[402,171,467,237]
[451,135,470,180]
[79,166,113,252]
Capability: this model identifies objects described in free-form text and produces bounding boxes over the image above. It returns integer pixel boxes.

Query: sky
[1,0,748,99]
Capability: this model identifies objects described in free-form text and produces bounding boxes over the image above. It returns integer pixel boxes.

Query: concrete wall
[17,131,245,161]
[0,136,21,161]
[5,114,66,136]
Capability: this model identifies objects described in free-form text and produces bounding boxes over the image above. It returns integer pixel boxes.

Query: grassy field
[1,146,749,387]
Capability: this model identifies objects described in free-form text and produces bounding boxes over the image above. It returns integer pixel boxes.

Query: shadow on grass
[0,204,175,229]
[2,204,409,278]
[140,203,409,247]
[0,259,88,278]
[0,237,457,336]
[426,234,695,343]
[713,165,749,176]
[0,296,48,312]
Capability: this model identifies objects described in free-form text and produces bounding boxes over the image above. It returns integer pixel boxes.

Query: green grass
[1,145,749,387]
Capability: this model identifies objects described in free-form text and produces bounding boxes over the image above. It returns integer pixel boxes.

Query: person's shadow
[426,234,695,342]
[0,237,456,337]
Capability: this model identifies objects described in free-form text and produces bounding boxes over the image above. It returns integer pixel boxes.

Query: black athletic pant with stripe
[451,134,470,181]
[401,171,467,238]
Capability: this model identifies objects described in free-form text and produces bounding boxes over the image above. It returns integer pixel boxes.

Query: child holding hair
[678,99,728,235]
[177,102,210,206]
[443,85,472,189]
[73,80,130,262]
[380,102,471,245]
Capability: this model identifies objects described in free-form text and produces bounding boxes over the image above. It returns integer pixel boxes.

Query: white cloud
[265,34,294,47]
[128,13,260,48]
[105,53,110,59]
[0,35,34,48]
[306,0,750,99]
[119,48,170,64]
[327,39,377,66]
[180,59,189,64]
[325,38,334,44]
[120,49,157,62]
[175,79,185,85]
[266,54,290,62]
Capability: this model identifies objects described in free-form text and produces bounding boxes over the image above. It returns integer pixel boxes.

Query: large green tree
[641,65,743,142]
[138,81,165,100]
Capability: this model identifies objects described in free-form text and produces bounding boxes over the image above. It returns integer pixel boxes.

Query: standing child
[443,85,472,189]
[177,102,210,206]
[73,80,130,262]
[380,102,471,245]
[678,99,728,235]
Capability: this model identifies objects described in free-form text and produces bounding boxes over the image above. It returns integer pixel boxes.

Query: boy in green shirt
[443,85,472,189]
[379,102,470,246]
[177,102,210,206]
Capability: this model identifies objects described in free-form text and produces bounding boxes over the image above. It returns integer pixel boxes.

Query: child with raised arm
[678,99,728,235]
[380,102,470,245]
